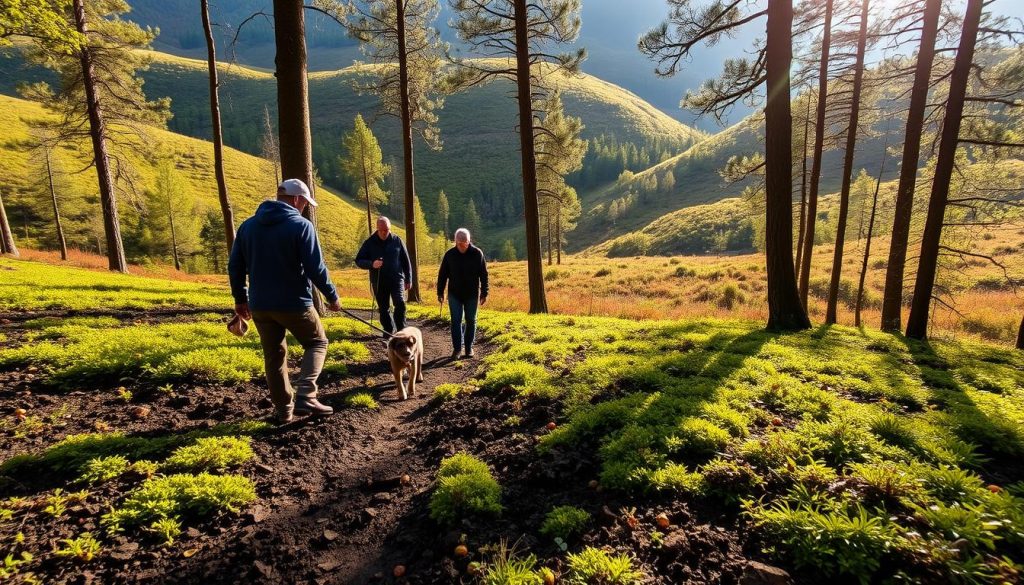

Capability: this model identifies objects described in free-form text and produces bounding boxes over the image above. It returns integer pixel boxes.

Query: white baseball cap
[278,178,317,207]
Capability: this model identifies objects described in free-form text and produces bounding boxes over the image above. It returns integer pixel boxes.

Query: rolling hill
[0,93,377,268]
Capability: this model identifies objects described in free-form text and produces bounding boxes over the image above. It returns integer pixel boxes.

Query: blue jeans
[448,296,478,352]
[372,278,406,334]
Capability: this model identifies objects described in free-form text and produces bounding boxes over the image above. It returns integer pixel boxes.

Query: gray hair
[376,216,391,227]
[454,228,471,243]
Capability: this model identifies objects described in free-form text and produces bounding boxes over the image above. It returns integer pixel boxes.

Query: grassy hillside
[0,93,372,267]
[0,48,704,255]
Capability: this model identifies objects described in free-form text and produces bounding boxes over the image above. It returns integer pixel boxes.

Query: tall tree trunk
[881,0,941,331]
[201,0,235,256]
[396,0,421,302]
[0,189,18,257]
[168,202,180,271]
[905,0,982,340]
[765,0,811,331]
[361,143,372,235]
[825,0,870,325]
[556,207,562,265]
[1016,315,1023,350]
[274,0,323,314]
[855,149,886,327]
[45,148,68,260]
[798,0,833,306]
[546,216,553,265]
[513,0,548,313]
[73,0,126,273]
[795,92,812,272]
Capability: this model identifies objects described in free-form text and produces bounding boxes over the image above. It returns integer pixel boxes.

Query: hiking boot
[464,349,475,359]
[274,405,294,425]
[451,348,462,360]
[294,396,333,416]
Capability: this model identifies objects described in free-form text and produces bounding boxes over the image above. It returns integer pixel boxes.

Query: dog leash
[338,307,395,339]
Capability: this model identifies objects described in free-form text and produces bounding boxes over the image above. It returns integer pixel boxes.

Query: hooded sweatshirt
[228,200,339,312]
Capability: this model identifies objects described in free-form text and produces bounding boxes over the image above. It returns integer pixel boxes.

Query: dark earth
[1,308,786,585]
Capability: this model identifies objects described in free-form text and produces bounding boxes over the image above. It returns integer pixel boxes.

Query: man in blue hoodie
[228,179,341,424]
[355,216,412,336]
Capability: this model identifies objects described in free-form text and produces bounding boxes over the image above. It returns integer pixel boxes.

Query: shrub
[607,233,652,258]
[540,506,590,540]
[430,453,502,524]
[155,347,263,383]
[102,473,256,534]
[162,437,255,472]
[701,457,762,504]
[748,502,904,582]
[847,461,923,504]
[343,393,379,409]
[479,361,549,394]
[667,418,731,457]
[480,540,544,585]
[921,465,985,503]
[77,455,131,485]
[565,547,642,585]
[646,463,704,493]
[149,517,181,546]
[594,268,612,277]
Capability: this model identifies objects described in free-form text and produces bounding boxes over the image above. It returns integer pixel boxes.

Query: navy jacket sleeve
[354,237,375,269]
[436,253,449,300]
[227,224,248,304]
[299,222,340,303]
[398,237,412,283]
[479,250,489,299]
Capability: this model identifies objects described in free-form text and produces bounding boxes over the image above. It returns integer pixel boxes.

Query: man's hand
[480,296,487,306]
[372,259,384,269]
[327,299,342,312]
[404,281,412,291]
[234,303,251,320]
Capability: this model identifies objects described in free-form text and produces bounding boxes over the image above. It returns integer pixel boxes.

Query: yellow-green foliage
[162,437,255,472]
[564,547,642,585]
[77,455,131,485]
[102,473,256,534]
[343,392,379,410]
[432,383,476,402]
[53,532,101,563]
[539,505,590,540]
[429,453,502,524]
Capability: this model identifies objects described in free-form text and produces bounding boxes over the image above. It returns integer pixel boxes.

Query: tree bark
[825,0,870,325]
[396,0,421,302]
[905,0,982,340]
[74,0,126,273]
[45,147,68,260]
[274,0,323,314]
[513,0,548,313]
[1017,315,1023,350]
[556,207,562,265]
[546,215,553,265]
[201,0,235,256]
[0,189,18,257]
[795,92,812,272]
[168,201,180,271]
[880,0,941,331]
[361,140,372,235]
[855,151,886,327]
[765,0,811,331]
[798,0,833,307]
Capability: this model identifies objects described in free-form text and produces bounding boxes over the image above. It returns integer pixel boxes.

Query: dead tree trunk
[201,0,235,255]
[45,147,68,260]
[168,202,181,271]
[1016,315,1023,350]
[546,216,553,265]
[0,189,18,257]
[74,0,126,273]
[396,0,421,302]
[765,0,811,331]
[855,148,887,327]
[880,0,941,331]
[905,0,982,340]
[825,0,870,325]
[798,0,833,307]
[556,207,562,265]
[513,0,548,313]
[274,0,323,314]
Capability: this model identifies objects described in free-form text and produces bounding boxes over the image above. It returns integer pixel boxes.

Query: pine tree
[449,0,585,313]
[259,105,281,184]
[536,90,587,264]
[339,114,390,236]
[500,239,517,261]
[463,198,481,241]
[412,195,432,265]
[145,158,200,271]
[436,190,449,241]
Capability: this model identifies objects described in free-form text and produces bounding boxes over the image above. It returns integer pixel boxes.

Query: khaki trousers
[251,307,328,409]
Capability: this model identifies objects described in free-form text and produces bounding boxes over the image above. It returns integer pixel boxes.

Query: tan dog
[387,327,424,400]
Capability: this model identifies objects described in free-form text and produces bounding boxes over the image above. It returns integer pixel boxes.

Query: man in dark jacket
[437,228,488,359]
[228,179,341,424]
[355,217,413,335]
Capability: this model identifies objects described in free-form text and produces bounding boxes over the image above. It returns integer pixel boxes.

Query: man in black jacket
[437,228,489,359]
[355,217,413,335]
